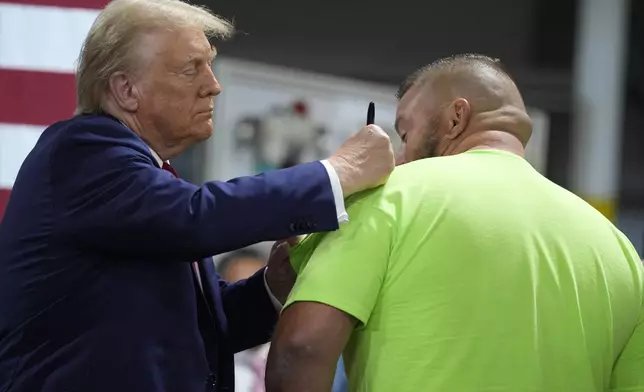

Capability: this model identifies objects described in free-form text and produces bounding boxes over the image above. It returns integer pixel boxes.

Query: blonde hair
[75,0,233,115]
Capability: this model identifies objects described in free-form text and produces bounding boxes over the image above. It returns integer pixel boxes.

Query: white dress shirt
[147,148,348,309]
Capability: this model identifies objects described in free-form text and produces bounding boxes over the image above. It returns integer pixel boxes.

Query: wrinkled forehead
[141,27,215,65]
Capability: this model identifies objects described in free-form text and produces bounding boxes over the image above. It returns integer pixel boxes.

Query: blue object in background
[332,356,348,392]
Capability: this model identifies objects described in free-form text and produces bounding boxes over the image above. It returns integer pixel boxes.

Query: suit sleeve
[218,268,278,353]
[51,121,339,261]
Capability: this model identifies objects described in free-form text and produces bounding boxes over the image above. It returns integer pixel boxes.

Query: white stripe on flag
[0,3,100,73]
[0,123,45,188]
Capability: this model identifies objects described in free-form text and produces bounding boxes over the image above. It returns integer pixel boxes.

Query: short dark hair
[396,53,512,100]
[217,248,264,275]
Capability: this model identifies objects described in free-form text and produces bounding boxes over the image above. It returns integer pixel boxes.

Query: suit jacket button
[206,374,217,387]
[307,222,316,229]
[289,223,297,232]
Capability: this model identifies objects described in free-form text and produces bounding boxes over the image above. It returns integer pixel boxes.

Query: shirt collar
[147,147,164,168]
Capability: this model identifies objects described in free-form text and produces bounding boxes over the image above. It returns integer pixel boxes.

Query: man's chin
[195,122,214,141]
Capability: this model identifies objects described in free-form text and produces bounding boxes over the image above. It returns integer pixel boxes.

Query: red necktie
[161,162,204,292]
[162,161,179,177]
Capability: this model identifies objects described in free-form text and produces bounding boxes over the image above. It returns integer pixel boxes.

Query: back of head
[75,0,233,115]
[395,54,533,162]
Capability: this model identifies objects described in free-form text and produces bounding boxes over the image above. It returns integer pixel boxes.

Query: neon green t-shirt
[286,149,644,392]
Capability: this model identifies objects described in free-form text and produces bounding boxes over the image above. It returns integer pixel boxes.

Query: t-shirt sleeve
[610,302,644,391]
[284,193,393,326]
[608,234,644,391]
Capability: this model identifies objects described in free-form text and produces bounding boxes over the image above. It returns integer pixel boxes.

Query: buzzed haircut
[396,54,514,100]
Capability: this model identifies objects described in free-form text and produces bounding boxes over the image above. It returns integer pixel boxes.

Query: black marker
[366,101,375,125]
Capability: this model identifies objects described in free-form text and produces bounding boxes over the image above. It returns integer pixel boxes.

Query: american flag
[0,0,107,221]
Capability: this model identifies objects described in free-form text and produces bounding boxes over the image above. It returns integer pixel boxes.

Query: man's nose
[202,67,221,97]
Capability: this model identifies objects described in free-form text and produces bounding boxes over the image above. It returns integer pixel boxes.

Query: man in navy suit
[0,0,395,391]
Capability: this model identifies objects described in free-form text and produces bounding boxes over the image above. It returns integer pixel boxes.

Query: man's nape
[440,64,532,156]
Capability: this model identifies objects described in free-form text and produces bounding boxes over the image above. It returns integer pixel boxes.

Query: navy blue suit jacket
[0,114,339,392]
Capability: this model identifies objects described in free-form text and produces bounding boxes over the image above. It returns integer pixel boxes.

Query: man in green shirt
[265,54,644,392]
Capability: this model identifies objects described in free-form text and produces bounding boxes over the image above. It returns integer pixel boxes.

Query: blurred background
[0,0,642,253]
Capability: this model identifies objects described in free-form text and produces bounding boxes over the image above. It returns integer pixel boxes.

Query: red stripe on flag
[0,0,109,10]
[0,68,77,127]
[0,188,10,223]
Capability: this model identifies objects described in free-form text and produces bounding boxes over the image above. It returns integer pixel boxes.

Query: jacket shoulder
[51,115,148,152]
[47,114,158,185]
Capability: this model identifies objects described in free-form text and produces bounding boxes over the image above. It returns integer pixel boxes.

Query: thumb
[270,241,290,262]
[366,124,385,134]
[285,236,302,247]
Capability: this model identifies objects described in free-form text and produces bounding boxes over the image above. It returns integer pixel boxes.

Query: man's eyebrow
[184,54,199,65]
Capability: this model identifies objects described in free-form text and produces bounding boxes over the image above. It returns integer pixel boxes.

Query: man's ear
[445,98,471,140]
[107,71,139,112]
